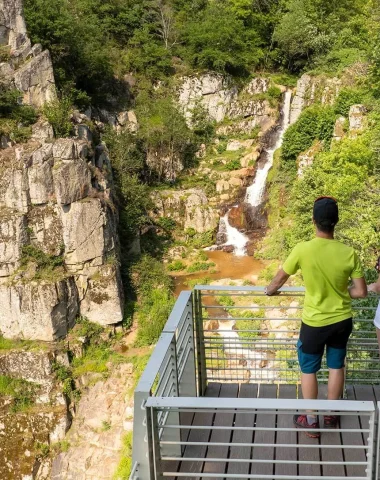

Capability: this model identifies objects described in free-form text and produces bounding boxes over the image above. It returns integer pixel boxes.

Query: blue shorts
[297,318,352,374]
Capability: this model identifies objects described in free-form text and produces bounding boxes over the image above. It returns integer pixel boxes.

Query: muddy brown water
[173,250,265,296]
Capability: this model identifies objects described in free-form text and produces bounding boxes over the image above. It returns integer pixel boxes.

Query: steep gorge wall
[0,1,124,341]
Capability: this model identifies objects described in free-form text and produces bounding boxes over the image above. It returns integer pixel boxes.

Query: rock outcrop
[349,104,367,135]
[0,135,124,340]
[0,0,56,107]
[0,1,124,341]
[51,363,134,480]
[290,74,341,124]
[0,348,70,480]
[151,188,219,233]
[178,74,276,134]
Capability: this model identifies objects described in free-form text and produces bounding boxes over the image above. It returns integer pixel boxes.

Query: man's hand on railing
[265,269,290,296]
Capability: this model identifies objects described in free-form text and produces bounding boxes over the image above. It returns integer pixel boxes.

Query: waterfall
[214,89,293,256]
[245,90,292,206]
[220,212,248,257]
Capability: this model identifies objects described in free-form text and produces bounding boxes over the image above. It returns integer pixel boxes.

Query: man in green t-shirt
[265,197,367,437]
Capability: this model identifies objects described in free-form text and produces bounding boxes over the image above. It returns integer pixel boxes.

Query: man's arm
[265,269,290,296]
[368,274,380,294]
[348,277,367,299]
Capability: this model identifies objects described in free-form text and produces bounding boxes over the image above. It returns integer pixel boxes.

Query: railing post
[160,338,181,458]
[148,405,162,479]
[177,295,197,398]
[132,390,155,480]
[194,288,207,396]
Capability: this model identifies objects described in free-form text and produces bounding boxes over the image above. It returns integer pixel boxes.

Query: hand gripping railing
[194,286,380,388]
[130,291,196,479]
[146,396,377,479]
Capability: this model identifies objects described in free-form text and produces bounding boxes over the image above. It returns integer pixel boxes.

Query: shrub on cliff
[282,105,336,161]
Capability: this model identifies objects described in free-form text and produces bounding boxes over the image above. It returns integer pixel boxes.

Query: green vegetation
[235,309,265,339]
[19,245,65,282]
[167,260,186,271]
[187,261,215,273]
[0,85,37,143]
[113,431,133,480]
[43,96,74,137]
[282,105,336,161]
[0,375,36,412]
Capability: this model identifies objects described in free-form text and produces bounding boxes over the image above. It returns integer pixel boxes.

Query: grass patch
[234,309,265,339]
[0,374,37,412]
[168,260,186,271]
[187,261,215,273]
[113,431,133,480]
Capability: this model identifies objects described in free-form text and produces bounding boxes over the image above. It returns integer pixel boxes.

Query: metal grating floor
[168,383,379,478]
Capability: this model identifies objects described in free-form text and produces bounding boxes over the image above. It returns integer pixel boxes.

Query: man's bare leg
[327,367,345,400]
[301,373,318,425]
[301,373,318,399]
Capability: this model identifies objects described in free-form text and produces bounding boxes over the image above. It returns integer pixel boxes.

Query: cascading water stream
[219,89,293,255]
[245,89,292,207]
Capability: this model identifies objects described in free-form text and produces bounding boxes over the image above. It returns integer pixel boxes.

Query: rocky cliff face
[0,1,124,341]
[178,74,276,135]
[0,0,56,107]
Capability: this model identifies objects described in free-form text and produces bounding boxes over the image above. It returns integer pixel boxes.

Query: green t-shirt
[283,238,364,327]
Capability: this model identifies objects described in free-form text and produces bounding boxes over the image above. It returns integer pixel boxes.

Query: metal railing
[195,286,380,389]
[130,285,380,479]
[146,396,376,479]
[131,291,196,479]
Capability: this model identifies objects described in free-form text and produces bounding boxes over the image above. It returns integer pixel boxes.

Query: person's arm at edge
[265,269,290,296]
[348,277,367,299]
[368,274,380,294]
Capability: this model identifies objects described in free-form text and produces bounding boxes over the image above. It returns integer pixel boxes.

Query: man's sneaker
[324,415,339,429]
[293,414,320,438]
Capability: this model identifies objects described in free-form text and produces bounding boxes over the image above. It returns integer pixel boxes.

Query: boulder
[151,188,219,233]
[52,138,78,160]
[60,199,114,267]
[31,119,54,142]
[0,277,78,341]
[13,49,56,107]
[53,159,92,205]
[226,139,254,151]
[0,211,28,277]
[349,104,366,135]
[78,265,124,325]
[332,116,346,142]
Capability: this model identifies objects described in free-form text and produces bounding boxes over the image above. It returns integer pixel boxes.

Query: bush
[157,217,177,232]
[187,261,214,273]
[225,159,241,171]
[334,88,365,116]
[43,96,73,138]
[113,432,133,480]
[168,260,186,271]
[0,375,36,412]
[235,309,265,339]
[20,245,64,281]
[282,105,336,161]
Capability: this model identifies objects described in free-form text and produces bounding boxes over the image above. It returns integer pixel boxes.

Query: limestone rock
[244,77,270,95]
[0,0,28,50]
[116,110,138,132]
[31,119,54,142]
[60,199,114,267]
[78,265,124,325]
[52,138,79,160]
[53,159,92,205]
[28,205,63,256]
[151,188,219,233]
[297,141,322,177]
[13,49,56,107]
[226,139,254,151]
[349,104,366,135]
[51,363,135,480]
[0,211,28,277]
[0,162,29,213]
[290,74,341,124]
[0,277,78,341]
[332,116,346,142]
[28,146,54,204]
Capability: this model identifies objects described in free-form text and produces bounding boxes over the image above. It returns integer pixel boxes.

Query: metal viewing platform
[130,287,380,479]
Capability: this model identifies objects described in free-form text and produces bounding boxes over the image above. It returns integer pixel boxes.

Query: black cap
[313,197,339,227]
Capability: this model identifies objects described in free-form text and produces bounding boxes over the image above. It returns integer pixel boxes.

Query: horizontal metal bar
[165,472,367,479]
[161,424,370,433]
[160,440,369,450]
[195,286,306,292]
[147,396,375,412]
[162,457,367,466]
[164,291,192,333]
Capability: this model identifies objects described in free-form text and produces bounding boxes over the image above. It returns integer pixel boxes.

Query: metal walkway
[130,287,380,480]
